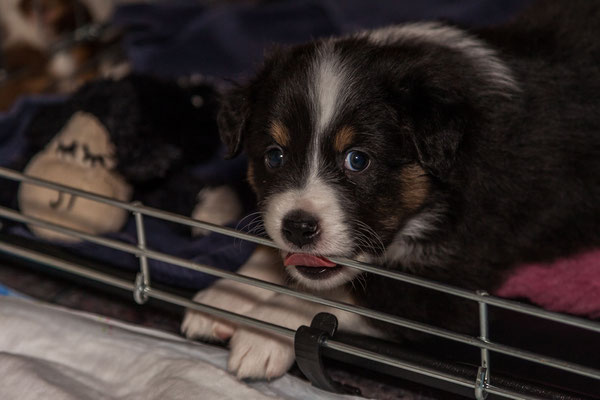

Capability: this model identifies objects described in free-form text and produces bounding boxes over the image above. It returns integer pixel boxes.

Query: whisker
[235,211,262,231]
[351,219,386,256]
[356,274,367,292]
[234,212,265,250]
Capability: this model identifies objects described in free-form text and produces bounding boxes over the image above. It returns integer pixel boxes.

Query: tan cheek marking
[400,164,430,210]
[333,126,355,153]
[270,120,290,147]
[379,206,403,232]
[246,163,257,192]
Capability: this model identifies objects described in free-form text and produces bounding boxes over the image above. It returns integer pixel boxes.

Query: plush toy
[19,110,133,241]
[15,74,226,241]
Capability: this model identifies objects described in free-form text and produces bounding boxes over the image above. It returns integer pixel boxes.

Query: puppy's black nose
[282,210,320,248]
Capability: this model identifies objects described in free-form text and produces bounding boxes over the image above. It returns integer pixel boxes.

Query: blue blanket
[0,282,27,298]
[0,0,530,291]
[113,0,530,79]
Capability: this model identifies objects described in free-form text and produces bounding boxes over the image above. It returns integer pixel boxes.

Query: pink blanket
[495,249,600,319]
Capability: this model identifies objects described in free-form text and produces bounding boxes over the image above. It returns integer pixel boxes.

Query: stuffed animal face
[46,110,118,169]
[18,111,132,242]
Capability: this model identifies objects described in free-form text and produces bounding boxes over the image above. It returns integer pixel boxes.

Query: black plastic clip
[294,312,361,396]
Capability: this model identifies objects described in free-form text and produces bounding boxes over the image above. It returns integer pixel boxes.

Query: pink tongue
[284,253,337,267]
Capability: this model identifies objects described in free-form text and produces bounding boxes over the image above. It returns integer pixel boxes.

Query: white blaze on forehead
[302,41,349,212]
[361,22,519,96]
[306,42,350,181]
[311,42,347,134]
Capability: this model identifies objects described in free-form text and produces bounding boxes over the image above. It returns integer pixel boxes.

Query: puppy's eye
[344,150,370,172]
[265,146,284,169]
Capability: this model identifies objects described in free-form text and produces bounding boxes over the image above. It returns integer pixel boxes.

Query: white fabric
[0,297,363,400]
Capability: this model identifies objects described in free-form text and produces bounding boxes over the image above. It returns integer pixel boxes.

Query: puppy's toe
[182,271,279,343]
[227,328,295,380]
[181,310,235,342]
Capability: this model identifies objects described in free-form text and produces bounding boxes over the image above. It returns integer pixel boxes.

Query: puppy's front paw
[182,276,279,342]
[182,246,283,343]
[181,286,237,342]
[224,291,342,380]
[228,328,295,380]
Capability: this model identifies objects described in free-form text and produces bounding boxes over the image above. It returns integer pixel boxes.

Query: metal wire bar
[331,256,600,334]
[0,240,547,400]
[0,240,295,339]
[2,206,492,341]
[133,204,150,304]
[1,166,599,334]
[0,239,133,292]
[478,292,491,372]
[476,291,491,400]
[323,341,544,400]
[1,204,600,381]
[0,167,273,245]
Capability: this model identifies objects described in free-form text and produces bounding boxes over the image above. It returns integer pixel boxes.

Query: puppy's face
[219,25,516,290]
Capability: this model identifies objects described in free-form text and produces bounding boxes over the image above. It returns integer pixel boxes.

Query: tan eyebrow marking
[333,126,355,152]
[269,120,290,147]
[400,164,430,210]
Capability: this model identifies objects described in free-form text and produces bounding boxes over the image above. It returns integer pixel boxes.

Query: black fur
[23,75,221,183]
[219,0,600,336]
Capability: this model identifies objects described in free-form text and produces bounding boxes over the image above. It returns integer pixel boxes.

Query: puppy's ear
[410,89,466,179]
[218,46,286,159]
[218,87,250,159]
[400,78,477,180]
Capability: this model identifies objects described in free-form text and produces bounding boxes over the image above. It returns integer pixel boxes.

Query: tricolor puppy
[183,1,600,380]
